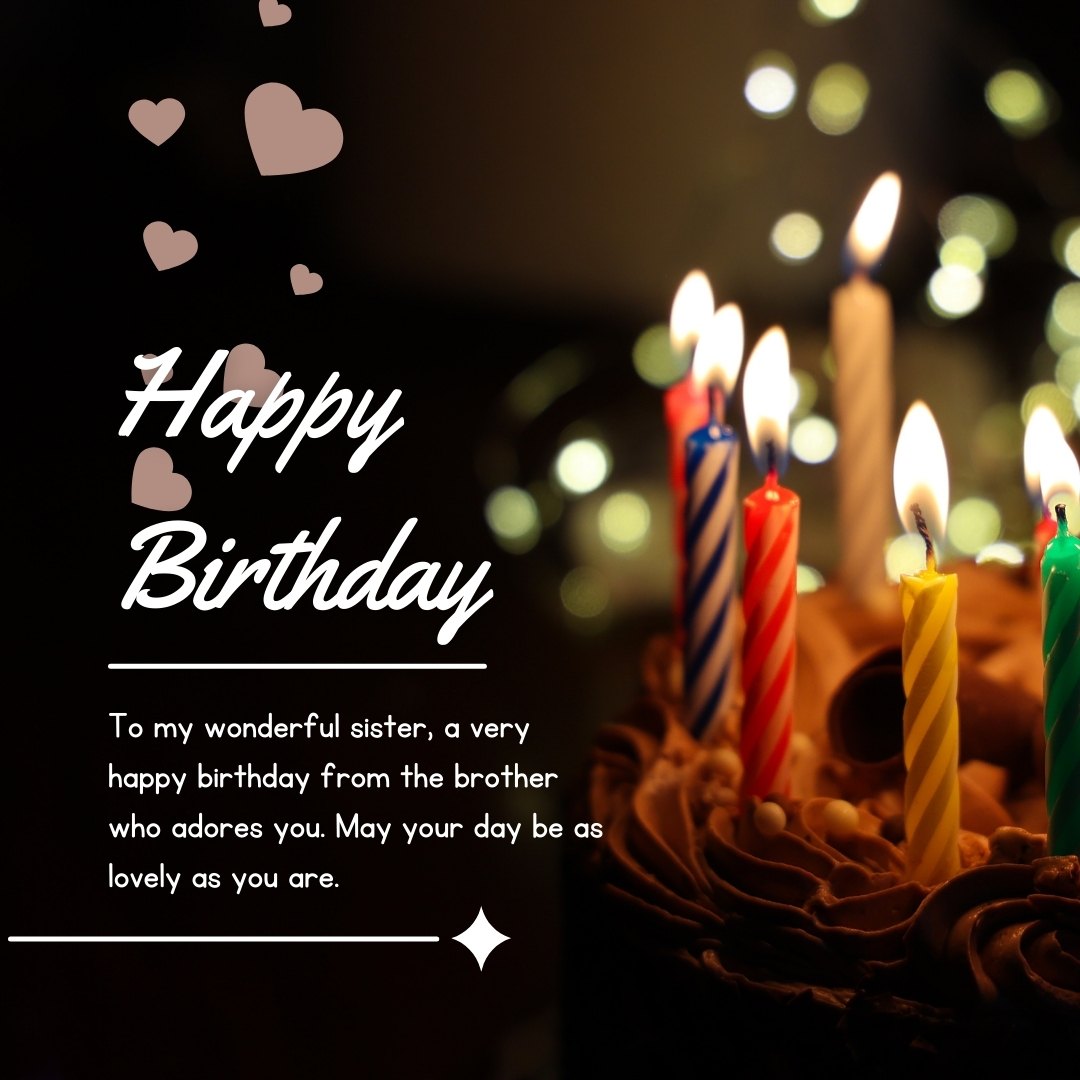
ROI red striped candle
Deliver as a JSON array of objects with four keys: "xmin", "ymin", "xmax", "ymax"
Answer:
[
  {"xmin": 664, "ymin": 377, "xmax": 709, "ymax": 525},
  {"xmin": 665, "ymin": 271, "xmax": 715, "ymax": 591},
  {"xmin": 739, "ymin": 328, "xmax": 799, "ymax": 800}
]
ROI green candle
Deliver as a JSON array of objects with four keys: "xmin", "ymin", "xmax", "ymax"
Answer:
[{"xmin": 1041, "ymin": 503, "xmax": 1080, "ymax": 855}]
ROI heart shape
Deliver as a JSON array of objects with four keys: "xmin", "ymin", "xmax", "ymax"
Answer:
[
  {"xmin": 143, "ymin": 221, "xmax": 198, "ymax": 271},
  {"xmin": 132, "ymin": 448, "xmax": 192, "ymax": 511},
  {"xmin": 259, "ymin": 0, "xmax": 292, "ymax": 27},
  {"xmin": 290, "ymin": 264, "xmax": 324, "ymax": 295},
  {"xmin": 128, "ymin": 98, "xmax": 185, "ymax": 145},
  {"xmin": 224, "ymin": 343, "xmax": 281, "ymax": 407},
  {"xmin": 140, "ymin": 353, "xmax": 174, "ymax": 385},
  {"xmin": 245, "ymin": 82, "xmax": 343, "ymax": 176}
]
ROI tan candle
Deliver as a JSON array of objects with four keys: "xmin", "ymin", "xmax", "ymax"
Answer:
[{"xmin": 830, "ymin": 173, "xmax": 901, "ymax": 606}]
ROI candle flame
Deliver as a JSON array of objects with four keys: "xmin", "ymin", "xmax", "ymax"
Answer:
[
  {"xmin": 847, "ymin": 172, "xmax": 901, "ymax": 269},
  {"xmin": 1024, "ymin": 406, "xmax": 1060, "ymax": 499},
  {"xmin": 670, "ymin": 270, "xmax": 715, "ymax": 351},
  {"xmin": 1038, "ymin": 429, "xmax": 1080, "ymax": 511},
  {"xmin": 893, "ymin": 401, "xmax": 949, "ymax": 546},
  {"xmin": 691, "ymin": 303, "xmax": 744, "ymax": 394},
  {"xmin": 742, "ymin": 326, "xmax": 790, "ymax": 474}
]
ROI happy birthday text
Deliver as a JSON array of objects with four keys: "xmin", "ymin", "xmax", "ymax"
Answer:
[{"xmin": 119, "ymin": 349, "xmax": 493, "ymax": 643}]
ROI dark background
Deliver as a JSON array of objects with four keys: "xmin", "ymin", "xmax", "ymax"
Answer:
[{"xmin": 8, "ymin": 2, "xmax": 1079, "ymax": 1078}]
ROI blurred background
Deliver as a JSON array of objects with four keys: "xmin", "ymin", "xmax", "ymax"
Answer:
[
  {"xmin": 10, "ymin": 1, "xmax": 1080, "ymax": 1077},
  {"xmin": 332, "ymin": 0, "xmax": 1080, "ymax": 612}
]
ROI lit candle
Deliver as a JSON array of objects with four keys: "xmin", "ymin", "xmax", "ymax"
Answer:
[
  {"xmin": 665, "ymin": 275, "xmax": 715, "ymax": 632},
  {"xmin": 831, "ymin": 172, "xmax": 901, "ymax": 605},
  {"xmin": 684, "ymin": 306, "xmax": 745, "ymax": 739},
  {"xmin": 893, "ymin": 402, "xmax": 960, "ymax": 885},
  {"xmin": 1024, "ymin": 405, "xmax": 1072, "ymax": 562},
  {"xmin": 740, "ymin": 328, "xmax": 799, "ymax": 800},
  {"xmin": 665, "ymin": 272, "xmax": 715, "ymax": 567},
  {"xmin": 1038, "ymin": 445, "xmax": 1080, "ymax": 856}
]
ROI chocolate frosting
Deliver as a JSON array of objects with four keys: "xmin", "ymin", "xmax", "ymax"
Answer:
[{"xmin": 587, "ymin": 701, "xmax": 1080, "ymax": 1030}]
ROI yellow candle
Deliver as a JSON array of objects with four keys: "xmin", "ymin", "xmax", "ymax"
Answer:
[
  {"xmin": 899, "ymin": 532, "xmax": 961, "ymax": 884},
  {"xmin": 893, "ymin": 403, "xmax": 960, "ymax": 885}
]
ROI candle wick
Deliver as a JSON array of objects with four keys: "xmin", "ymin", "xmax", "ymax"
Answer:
[
  {"xmin": 766, "ymin": 440, "xmax": 777, "ymax": 475},
  {"xmin": 910, "ymin": 502, "xmax": 936, "ymax": 570},
  {"xmin": 1055, "ymin": 502, "xmax": 1069, "ymax": 536},
  {"xmin": 708, "ymin": 384, "xmax": 724, "ymax": 427}
]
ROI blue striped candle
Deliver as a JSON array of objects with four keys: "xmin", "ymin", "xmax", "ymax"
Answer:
[{"xmin": 684, "ymin": 421, "xmax": 740, "ymax": 739}]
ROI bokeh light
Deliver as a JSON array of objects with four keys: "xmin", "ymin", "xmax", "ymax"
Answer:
[
  {"xmin": 632, "ymin": 323, "xmax": 683, "ymax": 387},
  {"xmin": 946, "ymin": 497, "xmax": 1002, "ymax": 555},
  {"xmin": 938, "ymin": 195, "xmax": 1016, "ymax": 257},
  {"xmin": 801, "ymin": 0, "xmax": 862, "ymax": 22},
  {"xmin": 927, "ymin": 266, "xmax": 984, "ymax": 318},
  {"xmin": 975, "ymin": 542, "xmax": 1025, "ymax": 567},
  {"xmin": 554, "ymin": 438, "xmax": 612, "ymax": 495},
  {"xmin": 560, "ymin": 567, "xmax": 610, "ymax": 619},
  {"xmin": 1022, "ymin": 381, "xmax": 1077, "ymax": 433},
  {"xmin": 1050, "ymin": 283, "xmax": 1080, "ymax": 342},
  {"xmin": 885, "ymin": 533, "xmax": 930, "ymax": 583},
  {"xmin": 485, "ymin": 486, "xmax": 540, "ymax": 553},
  {"xmin": 985, "ymin": 68, "xmax": 1050, "ymax": 136},
  {"xmin": 504, "ymin": 347, "xmax": 588, "ymax": 422},
  {"xmin": 972, "ymin": 403, "xmax": 1025, "ymax": 464},
  {"xmin": 796, "ymin": 564, "xmax": 826, "ymax": 593},
  {"xmin": 787, "ymin": 375, "xmax": 801, "ymax": 414},
  {"xmin": 790, "ymin": 370, "xmax": 819, "ymax": 419},
  {"xmin": 1056, "ymin": 346, "xmax": 1080, "ymax": 397},
  {"xmin": 791, "ymin": 415, "xmax": 838, "ymax": 464},
  {"xmin": 938, "ymin": 235, "xmax": 986, "ymax": 274},
  {"xmin": 598, "ymin": 491, "xmax": 651, "ymax": 553},
  {"xmin": 807, "ymin": 63, "xmax": 869, "ymax": 135},
  {"xmin": 770, "ymin": 212, "xmax": 823, "ymax": 263},
  {"xmin": 744, "ymin": 53, "xmax": 797, "ymax": 118},
  {"xmin": 1052, "ymin": 218, "xmax": 1080, "ymax": 277}
]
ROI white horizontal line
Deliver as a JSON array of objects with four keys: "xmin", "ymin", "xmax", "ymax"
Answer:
[
  {"xmin": 8, "ymin": 936, "xmax": 440, "ymax": 944},
  {"xmin": 108, "ymin": 663, "xmax": 487, "ymax": 671}
]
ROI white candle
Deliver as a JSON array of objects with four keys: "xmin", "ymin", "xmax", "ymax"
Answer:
[
  {"xmin": 685, "ymin": 420, "xmax": 739, "ymax": 738},
  {"xmin": 830, "ymin": 172, "xmax": 901, "ymax": 606}
]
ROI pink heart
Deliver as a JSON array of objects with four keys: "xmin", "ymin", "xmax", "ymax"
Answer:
[
  {"xmin": 259, "ymin": 0, "xmax": 292, "ymax": 27},
  {"xmin": 245, "ymin": 82, "xmax": 343, "ymax": 177},
  {"xmin": 132, "ymin": 448, "xmax": 192, "ymax": 512},
  {"xmin": 140, "ymin": 353, "xmax": 174, "ymax": 385},
  {"xmin": 143, "ymin": 221, "xmax": 198, "ymax": 271},
  {"xmin": 128, "ymin": 98, "xmax": 185, "ymax": 145},
  {"xmin": 290, "ymin": 263, "xmax": 323, "ymax": 295},
  {"xmin": 224, "ymin": 343, "xmax": 281, "ymax": 407}
]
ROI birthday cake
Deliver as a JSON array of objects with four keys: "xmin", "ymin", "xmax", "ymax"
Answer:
[{"xmin": 568, "ymin": 561, "xmax": 1079, "ymax": 1076}]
